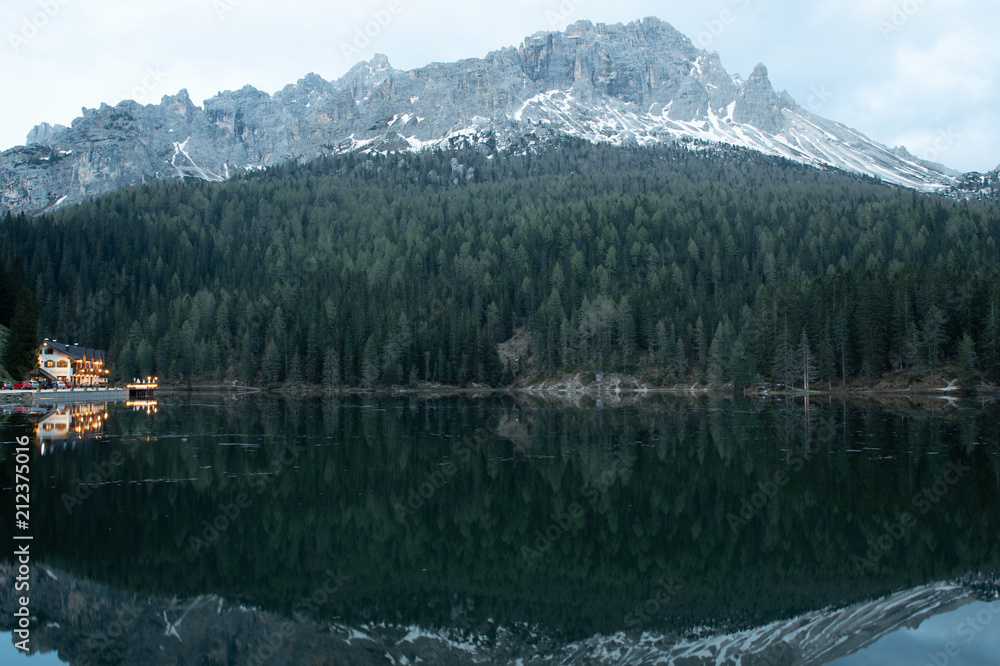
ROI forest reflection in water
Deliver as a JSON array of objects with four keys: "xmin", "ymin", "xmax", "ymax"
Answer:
[{"xmin": 2, "ymin": 392, "xmax": 998, "ymax": 663}]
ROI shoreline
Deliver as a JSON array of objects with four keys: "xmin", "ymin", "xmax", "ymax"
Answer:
[{"xmin": 152, "ymin": 380, "xmax": 1000, "ymax": 401}]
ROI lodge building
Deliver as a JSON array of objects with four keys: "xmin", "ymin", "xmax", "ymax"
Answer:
[{"xmin": 37, "ymin": 339, "xmax": 109, "ymax": 386}]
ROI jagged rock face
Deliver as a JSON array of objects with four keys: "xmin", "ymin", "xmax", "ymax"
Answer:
[
  {"xmin": 733, "ymin": 64, "xmax": 784, "ymax": 134},
  {"xmin": 0, "ymin": 16, "xmax": 961, "ymax": 215},
  {"xmin": 2, "ymin": 563, "xmax": 996, "ymax": 666}
]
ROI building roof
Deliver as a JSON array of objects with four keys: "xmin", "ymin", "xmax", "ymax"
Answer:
[{"xmin": 41, "ymin": 339, "xmax": 106, "ymax": 363}]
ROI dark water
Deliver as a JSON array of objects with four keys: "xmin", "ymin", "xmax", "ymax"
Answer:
[{"xmin": 2, "ymin": 393, "xmax": 999, "ymax": 664}]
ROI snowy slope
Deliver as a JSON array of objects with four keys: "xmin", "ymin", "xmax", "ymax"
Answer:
[{"xmin": 0, "ymin": 17, "xmax": 965, "ymax": 214}]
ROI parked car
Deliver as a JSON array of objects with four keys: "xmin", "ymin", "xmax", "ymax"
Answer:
[
  {"xmin": 13, "ymin": 381, "xmax": 36, "ymax": 390},
  {"xmin": 56, "ymin": 380, "xmax": 69, "ymax": 389},
  {"xmin": 1, "ymin": 381, "xmax": 13, "ymax": 390}
]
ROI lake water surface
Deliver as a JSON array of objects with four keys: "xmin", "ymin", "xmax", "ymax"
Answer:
[{"xmin": 2, "ymin": 393, "xmax": 999, "ymax": 664}]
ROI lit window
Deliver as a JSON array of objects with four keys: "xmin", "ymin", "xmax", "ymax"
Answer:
[
  {"xmin": 58, "ymin": 361, "xmax": 69, "ymax": 368},
  {"xmin": 45, "ymin": 361, "xmax": 55, "ymax": 368}
]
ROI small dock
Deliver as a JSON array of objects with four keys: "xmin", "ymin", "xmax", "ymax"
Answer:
[
  {"xmin": 127, "ymin": 380, "xmax": 158, "ymax": 400},
  {"xmin": 35, "ymin": 388, "xmax": 127, "ymax": 403},
  {"xmin": 0, "ymin": 387, "xmax": 128, "ymax": 406}
]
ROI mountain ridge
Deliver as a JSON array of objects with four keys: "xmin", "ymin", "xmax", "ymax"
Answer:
[{"xmin": 0, "ymin": 16, "xmax": 981, "ymax": 214}]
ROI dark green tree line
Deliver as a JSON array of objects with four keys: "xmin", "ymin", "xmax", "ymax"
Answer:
[{"xmin": 2, "ymin": 139, "xmax": 999, "ymax": 387}]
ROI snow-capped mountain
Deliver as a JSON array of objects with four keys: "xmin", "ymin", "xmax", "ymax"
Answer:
[
  {"xmin": 0, "ymin": 17, "xmax": 968, "ymax": 214},
  {"xmin": 6, "ymin": 559, "xmax": 998, "ymax": 665}
]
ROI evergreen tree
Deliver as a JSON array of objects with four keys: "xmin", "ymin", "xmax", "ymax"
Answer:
[
  {"xmin": 117, "ymin": 341, "xmax": 137, "ymax": 381},
  {"xmin": 956, "ymin": 333, "xmax": 978, "ymax": 392},
  {"xmin": 2, "ymin": 287, "xmax": 39, "ymax": 379},
  {"xmin": 984, "ymin": 299, "xmax": 999, "ymax": 381},
  {"xmin": 361, "ymin": 335, "xmax": 380, "ymax": 388},
  {"xmin": 1, "ymin": 140, "xmax": 998, "ymax": 389},
  {"xmin": 0, "ymin": 258, "xmax": 14, "ymax": 328},
  {"xmin": 323, "ymin": 348, "xmax": 341, "ymax": 391},
  {"xmin": 617, "ymin": 296, "xmax": 636, "ymax": 371},
  {"xmin": 655, "ymin": 320, "xmax": 669, "ymax": 367},
  {"xmin": 136, "ymin": 339, "xmax": 154, "ymax": 379},
  {"xmin": 797, "ymin": 329, "xmax": 818, "ymax": 392},
  {"xmin": 672, "ymin": 337, "xmax": 688, "ymax": 381},
  {"xmin": 708, "ymin": 317, "xmax": 735, "ymax": 384},
  {"xmin": 287, "ymin": 351, "xmax": 303, "ymax": 385},
  {"xmin": 262, "ymin": 339, "xmax": 282, "ymax": 384},
  {"xmin": 694, "ymin": 316, "xmax": 708, "ymax": 382},
  {"xmin": 832, "ymin": 307, "xmax": 851, "ymax": 386},
  {"xmin": 773, "ymin": 322, "xmax": 796, "ymax": 388},
  {"xmin": 921, "ymin": 306, "xmax": 948, "ymax": 381},
  {"xmin": 731, "ymin": 337, "xmax": 754, "ymax": 388}
]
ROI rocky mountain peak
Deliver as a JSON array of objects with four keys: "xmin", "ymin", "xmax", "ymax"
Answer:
[
  {"xmin": 25, "ymin": 121, "xmax": 66, "ymax": 147},
  {"xmin": 732, "ymin": 63, "xmax": 785, "ymax": 134},
  {"xmin": 0, "ymin": 17, "xmax": 965, "ymax": 215}
]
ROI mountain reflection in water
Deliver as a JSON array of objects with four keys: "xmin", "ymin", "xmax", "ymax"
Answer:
[{"xmin": 1, "ymin": 393, "xmax": 998, "ymax": 664}]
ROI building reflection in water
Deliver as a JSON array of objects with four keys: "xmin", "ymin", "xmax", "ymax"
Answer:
[{"xmin": 30, "ymin": 400, "xmax": 155, "ymax": 453}]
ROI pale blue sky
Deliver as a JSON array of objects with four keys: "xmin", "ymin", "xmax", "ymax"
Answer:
[
  {"xmin": 2, "ymin": 0, "xmax": 997, "ymax": 173},
  {"xmin": 829, "ymin": 601, "xmax": 1000, "ymax": 666}
]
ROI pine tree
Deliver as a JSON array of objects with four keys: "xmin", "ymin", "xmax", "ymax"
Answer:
[
  {"xmin": 500, "ymin": 360, "xmax": 514, "ymax": 386},
  {"xmin": 117, "ymin": 341, "xmax": 137, "ymax": 381},
  {"xmin": 287, "ymin": 351, "xmax": 303, "ymax": 385},
  {"xmin": 322, "ymin": 348, "xmax": 341, "ymax": 391},
  {"xmin": 361, "ymin": 334, "xmax": 380, "ymax": 388},
  {"xmin": 773, "ymin": 322, "xmax": 796, "ymax": 388},
  {"xmin": 0, "ymin": 258, "xmax": 14, "ymax": 328},
  {"xmin": 672, "ymin": 337, "xmax": 688, "ymax": 381},
  {"xmin": 708, "ymin": 317, "xmax": 735, "ymax": 384},
  {"xmin": 694, "ymin": 316, "xmax": 708, "ymax": 381},
  {"xmin": 305, "ymin": 323, "xmax": 322, "ymax": 383},
  {"xmin": 731, "ymin": 337, "xmax": 754, "ymax": 388},
  {"xmin": 655, "ymin": 320, "xmax": 669, "ymax": 367},
  {"xmin": 617, "ymin": 296, "xmax": 635, "ymax": 371},
  {"xmin": 262, "ymin": 339, "xmax": 282, "ymax": 383},
  {"xmin": 797, "ymin": 329, "xmax": 818, "ymax": 392},
  {"xmin": 2, "ymin": 287, "xmax": 39, "ymax": 379},
  {"xmin": 833, "ymin": 307, "xmax": 851, "ymax": 386},
  {"xmin": 136, "ymin": 339, "xmax": 154, "ymax": 378},
  {"xmin": 984, "ymin": 299, "xmax": 999, "ymax": 381},
  {"xmin": 921, "ymin": 305, "xmax": 947, "ymax": 381},
  {"xmin": 956, "ymin": 333, "xmax": 978, "ymax": 392}
]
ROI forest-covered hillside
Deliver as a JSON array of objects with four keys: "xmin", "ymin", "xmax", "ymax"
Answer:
[{"xmin": 1, "ymin": 139, "xmax": 998, "ymax": 388}]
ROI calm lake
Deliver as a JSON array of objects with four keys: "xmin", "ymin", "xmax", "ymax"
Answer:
[{"xmin": 2, "ymin": 393, "xmax": 999, "ymax": 665}]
